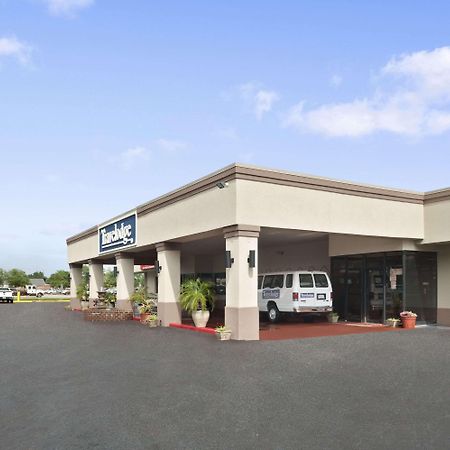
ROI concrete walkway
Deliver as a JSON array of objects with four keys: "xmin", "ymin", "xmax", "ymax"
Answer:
[{"xmin": 1, "ymin": 303, "xmax": 449, "ymax": 449}]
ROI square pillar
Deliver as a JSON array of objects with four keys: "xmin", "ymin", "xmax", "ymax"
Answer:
[
  {"xmin": 115, "ymin": 253, "xmax": 134, "ymax": 311},
  {"xmin": 224, "ymin": 225, "xmax": 260, "ymax": 340},
  {"xmin": 69, "ymin": 263, "xmax": 83, "ymax": 310},
  {"xmin": 145, "ymin": 269, "xmax": 157, "ymax": 296},
  {"xmin": 88, "ymin": 260, "xmax": 104, "ymax": 307},
  {"xmin": 156, "ymin": 243, "xmax": 181, "ymax": 326}
]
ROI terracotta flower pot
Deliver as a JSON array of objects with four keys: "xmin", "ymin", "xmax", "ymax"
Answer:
[
  {"xmin": 401, "ymin": 316, "xmax": 416, "ymax": 329},
  {"xmin": 140, "ymin": 312, "xmax": 151, "ymax": 324}
]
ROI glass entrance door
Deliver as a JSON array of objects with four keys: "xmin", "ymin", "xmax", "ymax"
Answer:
[
  {"xmin": 365, "ymin": 255, "xmax": 385, "ymax": 323},
  {"xmin": 346, "ymin": 257, "xmax": 363, "ymax": 322}
]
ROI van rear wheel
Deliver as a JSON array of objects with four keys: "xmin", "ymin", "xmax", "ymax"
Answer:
[{"xmin": 267, "ymin": 303, "xmax": 280, "ymax": 323}]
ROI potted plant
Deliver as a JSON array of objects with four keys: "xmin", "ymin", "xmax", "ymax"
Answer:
[
  {"xmin": 400, "ymin": 311, "xmax": 417, "ymax": 329},
  {"xmin": 327, "ymin": 312, "xmax": 339, "ymax": 323},
  {"xmin": 386, "ymin": 318, "xmax": 401, "ymax": 328},
  {"xmin": 179, "ymin": 278, "xmax": 215, "ymax": 328},
  {"xmin": 104, "ymin": 291, "xmax": 116, "ymax": 310},
  {"xmin": 76, "ymin": 284, "xmax": 89, "ymax": 310},
  {"xmin": 215, "ymin": 325, "xmax": 232, "ymax": 341},
  {"xmin": 145, "ymin": 314, "xmax": 159, "ymax": 328},
  {"xmin": 130, "ymin": 290, "xmax": 146, "ymax": 319},
  {"xmin": 138, "ymin": 297, "xmax": 157, "ymax": 323}
]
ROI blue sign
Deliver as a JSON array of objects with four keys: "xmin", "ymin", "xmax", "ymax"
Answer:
[
  {"xmin": 99, "ymin": 214, "xmax": 136, "ymax": 254},
  {"xmin": 263, "ymin": 289, "xmax": 280, "ymax": 300}
]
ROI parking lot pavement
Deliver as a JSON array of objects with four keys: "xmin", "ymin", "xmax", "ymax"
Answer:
[{"xmin": 1, "ymin": 303, "xmax": 449, "ymax": 450}]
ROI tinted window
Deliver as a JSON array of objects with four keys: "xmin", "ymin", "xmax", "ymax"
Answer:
[
  {"xmin": 299, "ymin": 274, "xmax": 314, "ymax": 288},
  {"xmin": 258, "ymin": 275, "xmax": 264, "ymax": 289},
  {"xmin": 314, "ymin": 274, "xmax": 329, "ymax": 288},
  {"xmin": 263, "ymin": 275, "xmax": 273, "ymax": 289},
  {"xmin": 286, "ymin": 274, "xmax": 293, "ymax": 288},
  {"xmin": 272, "ymin": 275, "xmax": 284, "ymax": 288}
]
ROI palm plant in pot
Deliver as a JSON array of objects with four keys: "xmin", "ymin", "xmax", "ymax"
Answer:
[
  {"xmin": 76, "ymin": 284, "xmax": 89, "ymax": 310},
  {"xmin": 179, "ymin": 278, "xmax": 214, "ymax": 328}
]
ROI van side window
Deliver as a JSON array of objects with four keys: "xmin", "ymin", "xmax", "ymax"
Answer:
[
  {"xmin": 263, "ymin": 275, "xmax": 274, "ymax": 289},
  {"xmin": 314, "ymin": 274, "xmax": 329, "ymax": 288},
  {"xmin": 286, "ymin": 274, "xmax": 293, "ymax": 288},
  {"xmin": 258, "ymin": 276, "xmax": 264, "ymax": 289},
  {"xmin": 272, "ymin": 275, "xmax": 284, "ymax": 288},
  {"xmin": 299, "ymin": 274, "xmax": 314, "ymax": 288}
]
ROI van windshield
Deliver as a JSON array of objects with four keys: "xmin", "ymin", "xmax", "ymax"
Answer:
[{"xmin": 314, "ymin": 274, "xmax": 329, "ymax": 288}]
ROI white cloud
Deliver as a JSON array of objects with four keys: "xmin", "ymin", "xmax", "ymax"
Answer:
[
  {"xmin": 284, "ymin": 46, "xmax": 450, "ymax": 137},
  {"xmin": 155, "ymin": 138, "xmax": 187, "ymax": 152},
  {"xmin": 0, "ymin": 36, "xmax": 32, "ymax": 66},
  {"xmin": 330, "ymin": 74, "xmax": 343, "ymax": 87},
  {"xmin": 111, "ymin": 146, "xmax": 150, "ymax": 171},
  {"xmin": 240, "ymin": 82, "xmax": 279, "ymax": 119},
  {"xmin": 44, "ymin": 0, "xmax": 95, "ymax": 17}
]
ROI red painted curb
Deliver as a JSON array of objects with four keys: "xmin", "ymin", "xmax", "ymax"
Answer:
[
  {"xmin": 132, "ymin": 317, "xmax": 141, "ymax": 321},
  {"xmin": 169, "ymin": 323, "xmax": 216, "ymax": 335}
]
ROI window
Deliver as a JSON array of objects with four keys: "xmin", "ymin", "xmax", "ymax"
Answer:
[
  {"xmin": 286, "ymin": 274, "xmax": 293, "ymax": 288},
  {"xmin": 299, "ymin": 273, "xmax": 314, "ymax": 288},
  {"xmin": 263, "ymin": 275, "xmax": 273, "ymax": 289},
  {"xmin": 313, "ymin": 274, "xmax": 328, "ymax": 288},
  {"xmin": 262, "ymin": 274, "xmax": 284, "ymax": 289},
  {"xmin": 272, "ymin": 275, "xmax": 284, "ymax": 288},
  {"xmin": 258, "ymin": 275, "xmax": 264, "ymax": 289}
]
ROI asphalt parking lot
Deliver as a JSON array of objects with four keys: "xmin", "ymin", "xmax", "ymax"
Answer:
[{"xmin": 1, "ymin": 304, "xmax": 449, "ymax": 450}]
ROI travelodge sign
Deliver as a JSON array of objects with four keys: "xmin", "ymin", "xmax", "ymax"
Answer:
[{"xmin": 98, "ymin": 214, "xmax": 137, "ymax": 254}]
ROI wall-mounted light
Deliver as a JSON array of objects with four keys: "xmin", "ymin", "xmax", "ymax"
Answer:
[
  {"xmin": 225, "ymin": 251, "xmax": 234, "ymax": 268},
  {"xmin": 216, "ymin": 181, "xmax": 229, "ymax": 189},
  {"xmin": 155, "ymin": 260, "xmax": 161, "ymax": 274},
  {"xmin": 247, "ymin": 250, "xmax": 256, "ymax": 268}
]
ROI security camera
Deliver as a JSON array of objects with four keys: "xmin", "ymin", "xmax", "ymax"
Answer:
[{"xmin": 216, "ymin": 181, "xmax": 229, "ymax": 189}]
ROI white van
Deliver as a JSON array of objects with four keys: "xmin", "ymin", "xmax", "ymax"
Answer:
[{"xmin": 258, "ymin": 271, "xmax": 333, "ymax": 322}]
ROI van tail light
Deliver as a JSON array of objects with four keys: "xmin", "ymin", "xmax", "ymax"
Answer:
[{"xmin": 293, "ymin": 292, "xmax": 299, "ymax": 301}]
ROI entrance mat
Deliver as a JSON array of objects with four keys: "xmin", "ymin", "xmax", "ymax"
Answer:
[
  {"xmin": 169, "ymin": 323, "xmax": 216, "ymax": 335},
  {"xmin": 344, "ymin": 322, "xmax": 386, "ymax": 327}
]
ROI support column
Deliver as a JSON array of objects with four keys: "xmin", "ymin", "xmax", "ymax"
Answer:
[
  {"xmin": 69, "ymin": 263, "xmax": 83, "ymax": 310},
  {"xmin": 156, "ymin": 243, "xmax": 181, "ymax": 326},
  {"xmin": 88, "ymin": 260, "xmax": 104, "ymax": 307},
  {"xmin": 224, "ymin": 225, "xmax": 260, "ymax": 340},
  {"xmin": 144, "ymin": 269, "xmax": 157, "ymax": 296},
  {"xmin": 115, "ymin": 253, "xmax": 134, "ymax": 311}
]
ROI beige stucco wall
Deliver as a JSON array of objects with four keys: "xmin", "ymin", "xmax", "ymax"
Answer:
[
  {"xmin": 424, "ymin": 199, "xmax": 450, "ymax": 244},
  {"xmin": 236, "ymin": 179, "xmax": 424, "ymax": 239},
  {"xmin": 259, "ymin": 238, "xmax": 329, "ymax": 273},
  {"xmin": 67, "ymin": 233, "xmax": 98, "ymax": 264},
  {"xmin": 137, "ymin": 180, "xmax": 237, "ymax": 247}
]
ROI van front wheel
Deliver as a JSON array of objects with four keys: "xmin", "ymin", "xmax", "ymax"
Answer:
[{"xmin": 267, "ymin": 303, "xmax": 280, "ymax": 323}]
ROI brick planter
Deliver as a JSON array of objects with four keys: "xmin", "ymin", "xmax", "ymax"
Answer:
[{"xmin": 84, "ymin": 308, "xmax": 133, "ymax": 322}]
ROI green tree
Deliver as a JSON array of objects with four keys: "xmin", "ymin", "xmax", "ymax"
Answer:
[
  {"xmin": 104, "ymin": 269, "xmax": 117, "ymax": 289},
  {"xmin": 82, "ymin": 265, "xmax": 90, "ymax": 286},
  {"xmin": 0, "ymin": 268, "xmax": 7, "ymax": 286},
  {"xmin": 47, "ymin": 270, "xmax": 70, "ymax": 288},
  {"xmin": 28, "ymin": 271, "xmax": 46, "ymax": 280},
  {"xmin": 7, "ymin": 269, "xmax": 30, "ymax": 287}
]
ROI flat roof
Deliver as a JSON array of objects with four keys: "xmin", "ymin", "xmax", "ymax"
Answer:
[{"xmin": 67, "ymin": 162, "xmax": 450, "ymax": 244}]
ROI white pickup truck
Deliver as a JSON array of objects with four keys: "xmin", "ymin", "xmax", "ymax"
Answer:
[
  {"xmin": 0, "ymin": 287, "xmax": 14, "ymax": 303},
  {"xmin": 25, "ymin": 285, "xmax": 44, "ymax": 297}
]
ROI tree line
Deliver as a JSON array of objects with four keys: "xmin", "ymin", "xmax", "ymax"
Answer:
[{"xmin": 0, "ymin": 269, "xmax": 70, "ymax": 288}]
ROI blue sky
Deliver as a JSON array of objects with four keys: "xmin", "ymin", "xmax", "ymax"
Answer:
[{"xmin": 1, "ymin": 0, "xmax": 450, "ymax": 274}]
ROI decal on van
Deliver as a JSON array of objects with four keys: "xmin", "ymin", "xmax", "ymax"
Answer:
[
  {"xmin": 263, "ymin": 289, "xmax": 280, "ymax": 300},
  {"xmin": 300, "ymin": 293, "xmax": 315, "ymax": 299}
]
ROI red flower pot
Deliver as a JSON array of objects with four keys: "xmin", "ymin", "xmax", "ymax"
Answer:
[{"xmin": 401, "ymin": 316, "xmax": 416, "ymax": 329}]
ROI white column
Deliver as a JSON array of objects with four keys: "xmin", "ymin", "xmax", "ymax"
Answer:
[
  {"xmin": 115, "ymin": 253, "xmax": 134, "ymax": 311},
  {"xmin": 145, "ymin": 269, "xmax": 157, "ymax": 296},
  {"xmin": 88, "ymin": 260, "xmax": 104, "ymax": 307},
  {"xmin": 69, "ymin": 263, "xmax": 83, "ymax": 310},
  {"xmin": 156, "ymin": 243, "xmax": 181, "ymax": 326},
  {"xmin": 224, "ymin": 225, "xmax": 260, "ymax": 340}
]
